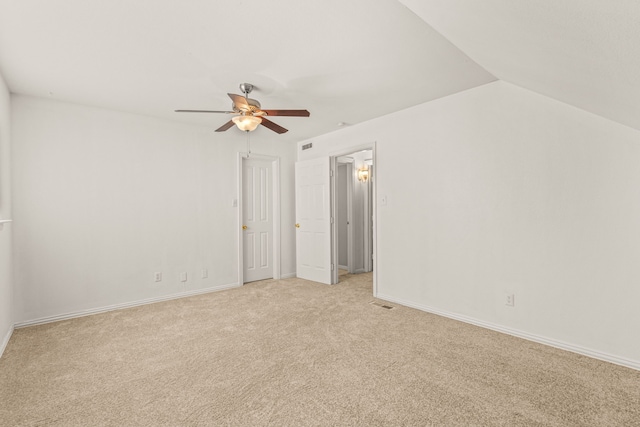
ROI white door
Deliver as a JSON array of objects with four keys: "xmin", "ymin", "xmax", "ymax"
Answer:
[
  {"xmin": 243, "ymin": 158, "xmax": 273, "ymax": 283},
  {"xmin": 295, "ymin": 157, "xmax": 332, "ymax": 284}
]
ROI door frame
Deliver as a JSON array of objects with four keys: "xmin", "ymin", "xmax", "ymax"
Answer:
[
  {"xmin": 237, "ymin": 153, "xmax": 281, "ymax": 285},
  {"xmin": 329, "ymin": 142, "xmax": 377, "ymax": 295},
  {"xmin": 336, "ymin": 158, "xmax": 355, "ymax": 274},
  {"xmin": 363, "ymin": 162, "xmax": 373, "ymax": 273}
]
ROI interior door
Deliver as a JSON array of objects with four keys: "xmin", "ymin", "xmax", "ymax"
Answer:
[
  {"xmin": 243, "ymin": 158, "xmax": 273, "ymax": 283},
  {"xmin": 295, "ymin": 157, "xmax": 332, "ymax": 284}
]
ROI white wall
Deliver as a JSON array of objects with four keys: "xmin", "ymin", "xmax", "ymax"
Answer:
[
  {"xmin": 299, "ymin": 81, "xmax": 640, "ymax": 368},
  {"xmin": 11, "ymin": 95, "xmax": 296, "ymax": 325},
  {"xmin": 0, "ymin": 72, "xmax": 13, "ymax": 355}
]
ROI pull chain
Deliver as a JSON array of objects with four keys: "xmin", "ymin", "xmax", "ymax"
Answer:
[{"xmin": 243, "ymin": 84, "xmax": 252, "ymax": 158}]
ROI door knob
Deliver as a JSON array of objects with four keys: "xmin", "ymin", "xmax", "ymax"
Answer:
[
  {"xmin": 242, "ymin": 225, "xmax": 248, "ymax": 230},
  {"xmin": 295, "ymin": 223, "xmax": 300, "ymax": 228}
]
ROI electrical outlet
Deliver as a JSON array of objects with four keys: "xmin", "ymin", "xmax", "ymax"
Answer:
[
  {"xmin": 154, "ymin": 272, "xmax": 162, "ymax": 282},
  {"xmin": 202, "ymin": 268, "xmax": 208, "ymax": 279},
  {"xmin": 180, "ymin": 272, "xmax": 187, "ymax": 282},
  {"xmin": 506, "ymin": 294, "xmax": 515, "ymax": 307}
]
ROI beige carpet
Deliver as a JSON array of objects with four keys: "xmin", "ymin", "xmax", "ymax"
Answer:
[{"xmin": 1, "ymin": 273, "xmax": 639, "ymax": 426}]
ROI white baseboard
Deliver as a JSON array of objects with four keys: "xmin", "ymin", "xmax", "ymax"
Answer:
[
  {"xmin": 280, "ymin": 272, "xmax": 296, "ymax": 279},
  {"xmin": 338, "ymin": 265, "xmax": 348, "ymax": 271},
  {"xmin": 377, "ymin": 293, "xmax": 640, "ymax": 372},
  {"xmin": 15, "ymin": 282, "xmax": 240, "ymax": 329},
  {"xmin": 355, "ymin": 268, "xmax": 366, "ymax": 274},
  {"xmin": 1, "ymin": 325, "xmax": 14, "ymax": 358}
]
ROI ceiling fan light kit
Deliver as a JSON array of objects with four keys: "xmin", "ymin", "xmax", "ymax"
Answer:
[
  {"xmin": 175, "ymin": 83, "xmax": 310, "ymax": 134},
  {"xmin": 232, "ymin": 115, "xmax": 262, "ymax": 132}
]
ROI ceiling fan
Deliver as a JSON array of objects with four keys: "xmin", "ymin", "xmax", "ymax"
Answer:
[{"xmin": 175, "ymin": 83, "xmax": 310, "ymax": 134}]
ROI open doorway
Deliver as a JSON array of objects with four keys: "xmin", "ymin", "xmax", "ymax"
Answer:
[
  {"xmin": 336, "ymin": 159, "xmax": 354, "ymax": 274},
  {"xmin": 331, "ymin": 149, "xmax": 374, "ymax": 284}
]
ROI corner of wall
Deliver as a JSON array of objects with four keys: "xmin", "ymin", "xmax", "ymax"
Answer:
[
  {"xmin": 0, "ymin": 325, "xmax": 14, "ymax": 358},
  {"xmin": 0, "ymin": 71, "xmax": 14, "ymax": 358}
]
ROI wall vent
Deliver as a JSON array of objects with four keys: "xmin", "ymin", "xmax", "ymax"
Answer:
[{"xmin": 302, "ymin": 143, "xmax": 313, "ymax": 151}]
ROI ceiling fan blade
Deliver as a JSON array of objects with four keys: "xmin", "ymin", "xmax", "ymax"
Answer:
[
  {"xmin": 175, "ymin": 109, "xmax": 234, "ymax": 113},
  {"xmin": 215, "ymin": 120, "xmax": 235, "ymax": 132},
  {"xmin": 228, "ymin": 93, "xmax": 250, "ymax": 112},
  {"xmin": 261, "ymin": 109, "xmax": 310, "ymax": 117},
  {"xmin": 260, "ymin": 118, "xmax": 288, "ymax": 134}
]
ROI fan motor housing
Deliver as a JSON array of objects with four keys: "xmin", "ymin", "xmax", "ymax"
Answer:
[{"xmin": 232, "ymin": 98, "xmax": 261, "ymax": 113}]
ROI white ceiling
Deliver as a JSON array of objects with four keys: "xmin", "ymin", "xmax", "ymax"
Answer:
[
  {"xmin": 0, "ymin": 0, "xmax": 495, "ymax": 144},
  {"xmin": 1, "ymin": 1, "xmax": 637, "ymax": 144},
  {"xmin": 399, "ymin": 0, "xmax": 640, "ymax": 132}
]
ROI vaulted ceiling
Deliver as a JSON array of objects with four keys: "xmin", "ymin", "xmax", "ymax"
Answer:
[
  {"xmin": 399, "ymin": 0, "xmax": 640, "ymax": 132},
  {"xmin": 0, "ymin": 0, "xmax": 637, "ymax": 144}
]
